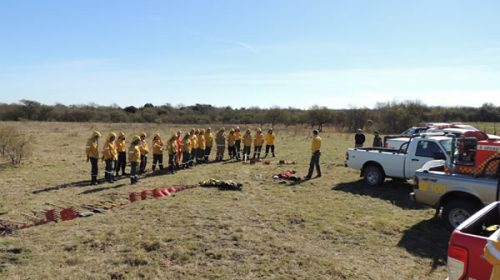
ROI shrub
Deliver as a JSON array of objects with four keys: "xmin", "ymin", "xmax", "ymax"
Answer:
[{"xmin": 0, "ymin": 125, "xmax": 33, "ymax": 165}]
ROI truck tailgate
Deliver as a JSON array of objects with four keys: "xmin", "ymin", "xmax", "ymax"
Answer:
[{"xmin": 449, "ymin": 231, "xmax": 491, "ymax": 279}]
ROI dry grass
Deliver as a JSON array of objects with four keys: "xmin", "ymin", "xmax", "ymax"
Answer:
[{"xmin": 0, "ymin": 121, "xmax": 450, "ymax": 279}]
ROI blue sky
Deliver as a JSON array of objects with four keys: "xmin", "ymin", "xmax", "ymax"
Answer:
[{"xmin": 1, "ymin": 0, "xmax": 499, "ymax": 109}]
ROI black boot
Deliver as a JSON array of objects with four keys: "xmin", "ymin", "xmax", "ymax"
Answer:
[{"xmin": 91, "ymin": 176, "xmax": 98, "ymax": 185}]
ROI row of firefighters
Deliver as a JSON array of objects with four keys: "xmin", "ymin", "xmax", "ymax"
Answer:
[{"xmin": 85, "ymin": 127, "xmax": 276, "ymax": 185}]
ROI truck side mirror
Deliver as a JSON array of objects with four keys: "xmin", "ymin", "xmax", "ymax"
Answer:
[{"xmin": 433, "ymin": 152, "xmax": 446, "ymax": 160}]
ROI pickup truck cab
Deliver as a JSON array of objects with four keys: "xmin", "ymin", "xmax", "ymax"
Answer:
[
  {"xmin": 447, "ymin": 201, "xmax": 500, "ymax": 280},
  {"xmin": 345, "ymin": 134, "xmax": 452, "ymax": 186}
]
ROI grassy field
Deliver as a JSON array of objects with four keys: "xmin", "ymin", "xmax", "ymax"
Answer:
[{"xmin": 0, "ymin": 122, "xmax": 451, "ymax": 279}]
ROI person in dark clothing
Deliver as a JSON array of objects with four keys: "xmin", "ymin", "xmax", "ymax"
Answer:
[
  {"xmin": 372, "ymin": 131, "xmax": 383, "ymax": 147},
  {"xmin": 354, "ymin": 129, "xmax": 365, "ymax": 148}
]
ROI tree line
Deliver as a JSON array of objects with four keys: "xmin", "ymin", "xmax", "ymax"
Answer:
[{"xmin": 0, "ymin": 100, "xmax": 499, "ymax": 133}]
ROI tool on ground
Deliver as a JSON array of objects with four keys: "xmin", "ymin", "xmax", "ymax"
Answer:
[
  {"xmin": 129, "ymin": 192, "xmax": 138, "ymax": 202},
  {"xmin": 45, "ymin": 202, "xmax": 92, "ymax": 220},
  {"xmin": 21, "ymin": 212, "xmax": 48, "ymax": 225},
  {"xmin": 153, "ymin": 188, "xmax": 166, "ymax": 198},
  {"xmin": 59, "ymin": 200, "xmax": 107, "ymax": 214},
  {"xmin": 141, "ymin": 190, "xmax": 149, "ymax": 200}
]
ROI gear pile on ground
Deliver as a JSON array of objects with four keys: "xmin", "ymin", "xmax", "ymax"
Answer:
[
  {"xmin": 273, "ymin": 170, "xmax": 301, "ymax": 181},
  {"xmin": 278, "ymin": 160, "xmax": 296, "ymax": 165},
  {"xmin": 199, "ymin": 179, "xmax": 243, "ymax": 191}
]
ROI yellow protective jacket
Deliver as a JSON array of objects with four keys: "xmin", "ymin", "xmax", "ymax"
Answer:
[
  {"xmin": 86, "ymin": 138, "xmax": 99, "ymax": 159},
  {"xmin": 198, "ymin": 134, "xmax": 206, "ymax": 150},
  {"xmin": 115, "ymin": 138, "xmax": 126, "ymax": 153},
  {"xmin": 205, "ymin": 132, "xmax": 214, "ymax": 147},
  {"xmin": 183, "ymin": 138, "xmax": 192, "ymax": 153},
  {"xmin": 102, "ymin": 140, "xmax": 118, "ymax": 160},
  {"xmin": 234, "ymin": 131, "xmax": 242, "ymax": 141},
  {"xmin": 227, "ymin": 133, "xmax": 236, "ymax": 146},
  {"xmin": 167, "ymin": 139, "xmax": 178, "ymax": 155},
  {"xmin": 254, "ymin": 133, "xmax": 264, "ymax": 146},
  {"xmin": 190, "ymin": 134, "xmax": 198, "ymax": 149},
  {"xmin": 139, "ymin": 140, "xmax": 149, "ymax": 155},
  {"xmin": 311, "ymin": 135, "xmax": 322, "ymax": 153},
  {"xmin": 243, "ymin": 133, "xmax": 252, "ymax": 146},
  {"xmin": 152, "ymin": 138, "xmax": 164, "ymax": 155},
  {"xmin": 265, "ymin": 133, "xmax": 275, "ymax": 145},
  {"xmin": 128, "ymin": 145, "xmax": 141, "ymax": 163}
]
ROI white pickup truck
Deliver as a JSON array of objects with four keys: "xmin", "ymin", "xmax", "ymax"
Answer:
[{"xmin": 345, "ymin": 135, "xmax": 452, "ymax": 186}]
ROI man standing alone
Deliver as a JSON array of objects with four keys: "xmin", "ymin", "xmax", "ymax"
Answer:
[{"xmin": 305, "ymin": 129, "xmax": 322, "ymax": 180}]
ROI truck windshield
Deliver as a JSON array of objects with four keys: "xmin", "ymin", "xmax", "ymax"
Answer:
[{"xmin": 439, "ymin": 139, "xmax": 453, "ymax": 155}]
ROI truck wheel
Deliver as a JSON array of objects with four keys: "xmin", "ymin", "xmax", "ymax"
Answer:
[
  {"xmin": 364, "ymin": 165, "xmax": 385, "ymax": 187},
  {"xmin": 442, "ymin": 200, "xmax": 480, "ymax": 229}
]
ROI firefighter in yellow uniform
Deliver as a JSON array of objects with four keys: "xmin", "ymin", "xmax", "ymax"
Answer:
[
  {"xmin": 86, "ymin": 131, "xmax": 101, "ymax": 185},
  {"xmin": 198, "ymin": 129, "xmax": 206, "ymax": 163},
  {"xmin": 167, "ymin": 134, "xmax": 178, "ymax": 173},
  {"xmin": 264, "ymin": 128, "xmax": 276, "ymax": 158},
  {"xmin": 485, "ymin": 228, "xmax": 500, "ymax": 280},
  {"xmin": 182, "ymin": 133, "xmax": 192, "ymax": 168},
  {"xmin": 128, "ymin": 135, "xmax": 141, "ymax": 184},
  {"xmin": 139, "ymin": 132, "xmax": 149, "ymax": 174},
  {"xmin": 189, "ymin": 129, "xmax": 198, "ymax": 165},
  {"xmin": 234, "ymin": 127, "xmax": 242, "ymax": 160},
  {"xmin": 152, "ymin": 133, "xmax": 164, "ymax": 171},
  {"xmin": 175, "ymin": 130, "xmax": 183, "ymax": 169},
  {"xmin": 242, "ymin": 129, "xmax": 253, "ymax": 161},
  {"xmin": 115, "ymin": 132, "xmax": 127, "ymax": 177},
  {"xmin": 253, "ymin": 128, "xmax": 264, "ymax": 159},
  {"xmin": 227, "ymin": 129, "xmax": 236, "ymax": 159},
  {"xmin": 102, "ymin": 132, "xmax": 118, "ymax": 183},
  {"xmin": 204, "ymin": 127, "xmax": 214, "ymax": 162},
  {"xmin": 305, "ymin": 129, "xmax": 322, "ymax": 179}
]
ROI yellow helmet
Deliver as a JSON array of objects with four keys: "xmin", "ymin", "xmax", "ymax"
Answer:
[
  {"xmin": 140, "ymin": 132, "xmax": 147, "ymax": 138},
  {"xmin": 92, "ymin": 131, "xmax": 101, "ymax": 137},
  {"xmin": 153, "ymin": 133, "xmax": 160, "ymax": 139},
  {"xmin": 132, "ymin": 135, "xmax": 141, "ymax": 142},
  {"xmin": 118, "ymin": 131, "xmax": 125, "ymax": 138},
  {"xmin": 107, "ymin": 132, "xmax": 117, "ymax": 141},
  {"xmin": 200, "ymin": 129, "xmax": 205, "ymax": 134}
]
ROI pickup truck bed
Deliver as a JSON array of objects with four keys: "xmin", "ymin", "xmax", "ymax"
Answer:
[{"xmin": 414, "ymin": 167, "xmax": 500, "ymax": 229}]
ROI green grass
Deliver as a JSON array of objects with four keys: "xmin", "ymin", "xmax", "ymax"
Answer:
[
  {"xmin": 0, "ymin": 121, "xmax": 451, "ymax": 279},
  {"xmin": 466, "ymin": 122, "xmax": 499, "ymax": 135}
]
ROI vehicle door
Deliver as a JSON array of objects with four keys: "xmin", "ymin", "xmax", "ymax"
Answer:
[{"xmin": 406, "ymin": 140, "xmax": 446, "ymax": 178}]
